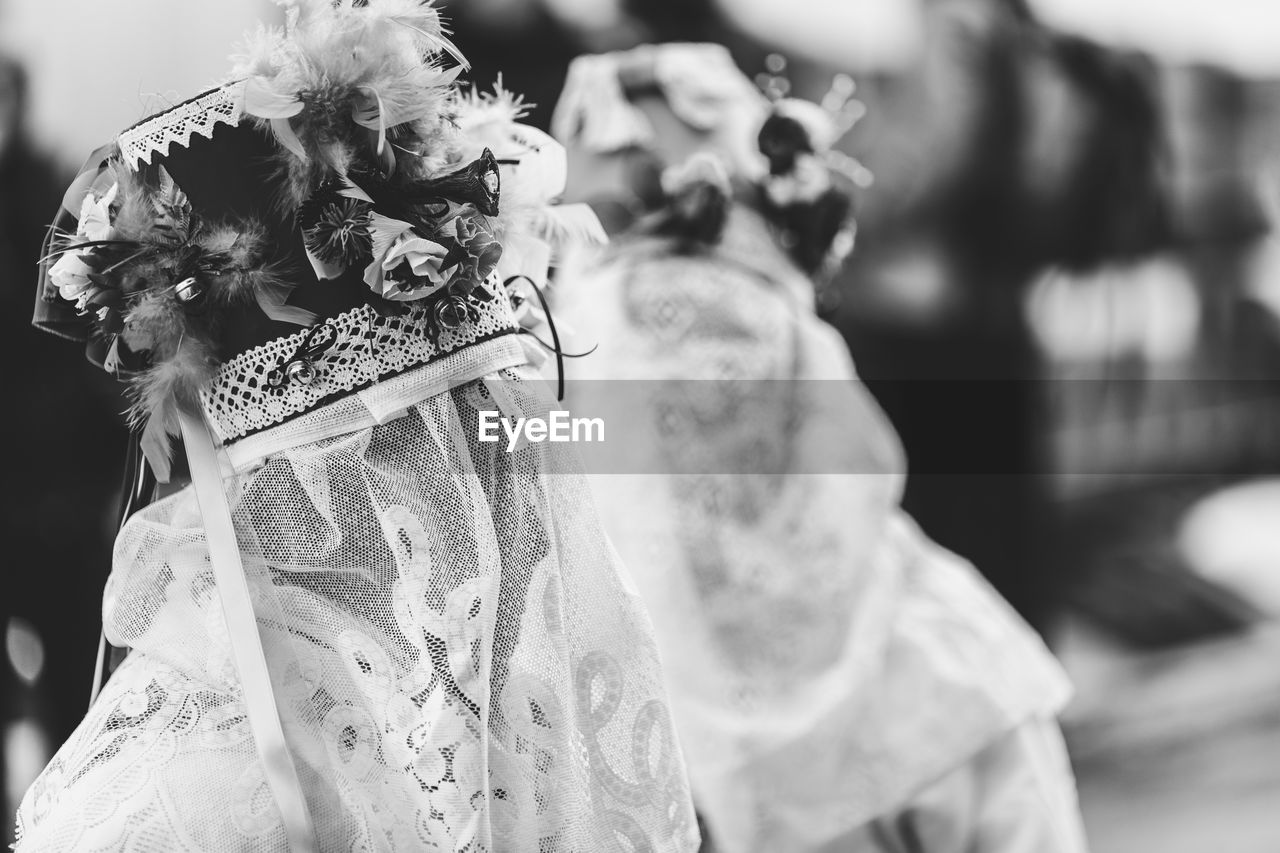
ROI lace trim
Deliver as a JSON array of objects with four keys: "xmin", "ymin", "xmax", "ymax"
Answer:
[
  {"xmin": 117, "ymin": 83, "xmax": 246, "ymax": 169},
  {"xmin": 201, "ymin": 290, "xmax": 519, "ymax": 444}
]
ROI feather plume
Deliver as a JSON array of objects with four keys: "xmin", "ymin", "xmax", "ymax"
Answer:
[
  {"xmin": 452, "ymin": 78, "xmax": 530, "ymax": 133},
  {"xmin": 375, "ymin": 0, "xmax": 468, "ymax": 68},
  {"xmin": 119, "ymin": 260, "xmax": 167, "ymax": 296},
  {"xmin": 129, "ymin": 335, "xmax": 218, "ymax": 482},
  {"xmin": 228, "ymin": 223, "xmax": 270, "ymax": 268},
  {"xmin": 109, "ymin": 164, "xmax": 166, "ymax": 243},
  {"xmin": 528, "ymin": 204, "xmax": 609, "ymax": 257},
  {"xmin": 151, "ymin": 167, "xmax": 192, "ymax": 241},
  {"xmin": 121, "ymin": 291, "xmax": 186, "ymax": 354},
  {"xmin": 232, "ymin": 0, "xmax": 468, "ymax": 211},
  {"xmin": 197, "ymin": 222, "xmax": 246, "ymax": 257},
  {"xmin": 128, "ymin": 336, "xmax": 216, "ymax": 422},
  {"xmin": 198, "ymin": 221, "xmax": 270, "ymax": 270},
  {"xmin": 209, "ymin": 262, "xmax": 291, "ymax": 309}
]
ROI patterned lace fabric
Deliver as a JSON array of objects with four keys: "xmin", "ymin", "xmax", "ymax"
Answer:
[
  {"xmin": 15, "ymin": 365, "xmax": 699, "ymax": 852},
  {"xmin": 201, "ymin": 290, "xmax": 519, "ymax": 444},
  {"xmin": 117, "ymin": 84, "xmax": 244, "ymax": 169},
  {"xmin": 554, "ymin": 209, "xmax": 1074, "ymax": 852}
]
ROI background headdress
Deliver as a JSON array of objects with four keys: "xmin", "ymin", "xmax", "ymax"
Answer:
[
  {"xmin": 553, "ymin": 43, "xmax": 868, "ymax": 282},
  {"xmin": 551, "ymin": 42, "xmax": 770, "ymax": 178}
]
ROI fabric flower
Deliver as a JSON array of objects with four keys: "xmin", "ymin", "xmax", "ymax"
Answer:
[
  {"xmin": 445, "ymin": 213, "xmax": 503, "ymax": 294},
  {"xmin": 49, "ymin": 183, "xmax": 119, "ymax": 305},
  {"xmin": 365, "ymin": 232, "xmax": 450, "ymax": 301},
  {"xmin": 76, "ymin": 182, "xmax": 119, "ymax": 242},
  {"xmin": 48, "ymin": 252, "xmax": 95, "ymax": 302}
]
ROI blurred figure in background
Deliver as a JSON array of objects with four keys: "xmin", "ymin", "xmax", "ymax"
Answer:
[
  {"xmin": 0, "ymin": 57, "xmax": 124, "ymax": 843},
  {"xmin": 552, "ymin": 43, "xmax": 1087, "ymax": 853}
]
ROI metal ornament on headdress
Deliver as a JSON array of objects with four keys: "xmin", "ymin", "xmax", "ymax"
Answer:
[
  {"xmin": 266, "ymin": 322, "xmax": 340, "ymax": 390},
  {"xmin": 404, "ymin": 148, "xmax": 502, "ymax": 216},
  {"xmin": 174, "ymin": 276, "xmax": 204, "ymax": 303}
]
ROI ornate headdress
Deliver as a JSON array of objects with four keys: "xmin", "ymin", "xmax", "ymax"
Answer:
[
  {"xmin": 28, "ymin": 8, "xmax": 617, "ymax": 849},
  {"xmin": 552, "ymin": 44, "xmax": 868, "ymax": 284},
  {"xmin": 37, "ymin": 0, "xmax": 601, "ymax": 481}
]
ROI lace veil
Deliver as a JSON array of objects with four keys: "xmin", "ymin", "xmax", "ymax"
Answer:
[
  {"xmin": 554, "ymin": 204, "xmax": 1072, "ymax": 851},
  {"xmin": 16, "ymin": 5, "xmax": 698, "ymax": 851}
]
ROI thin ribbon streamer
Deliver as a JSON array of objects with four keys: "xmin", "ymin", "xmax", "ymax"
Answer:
[
  {"xmin": 179, "ymin": 408, "xmax": 319, "ymax": 853},
  {"xmin": 504, "ymin": 274, "xmax": 597, "ymax": 402}
]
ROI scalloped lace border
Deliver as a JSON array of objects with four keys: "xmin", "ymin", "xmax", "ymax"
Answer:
[{"xmin": 117, "ymin": 83, "xmax": 246, "ymax": 169}]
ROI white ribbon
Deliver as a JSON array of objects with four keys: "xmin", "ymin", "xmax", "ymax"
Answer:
[{"xmin": 179, "ymin": 408, "xmax": 319, "ymax": 853}]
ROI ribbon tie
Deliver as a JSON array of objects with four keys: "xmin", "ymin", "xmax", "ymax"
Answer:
[{"xmin": 504, "ymin": 275, "xmax": 596, "ymax": 401}]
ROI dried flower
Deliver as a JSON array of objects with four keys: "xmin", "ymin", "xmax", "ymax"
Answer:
[{"xmin": 303, "ymin": 196, "xmax": 374, "ymax": 267}]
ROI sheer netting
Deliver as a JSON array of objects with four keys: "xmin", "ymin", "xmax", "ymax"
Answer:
[
  {"xmin": 16, "ymin": 366, "xmax": 698, "ymax": 852},
  {"xmin": 553, "ymin": 209, "xmax": 1075, "ymax": 853}
]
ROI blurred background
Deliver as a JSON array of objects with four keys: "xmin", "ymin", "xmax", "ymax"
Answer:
[{"xmin": 3, "ymin": 0, "xmax": 1280, "ymax": 850}]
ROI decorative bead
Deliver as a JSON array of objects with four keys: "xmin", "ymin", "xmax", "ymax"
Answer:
[
  {"xmin": 286, "ymin": 360, "xmax": 316, "ymax": 385},
  {"xmin": 175, "ymin": 276, "xmax": 204, "ymax": 302}
]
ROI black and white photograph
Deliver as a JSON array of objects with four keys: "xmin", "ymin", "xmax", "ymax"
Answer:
[{"xmin": 2, "ymin": 1, "xmax": 1280, "ymax": 850}]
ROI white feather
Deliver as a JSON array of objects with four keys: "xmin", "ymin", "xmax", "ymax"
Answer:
[{"xmin": 531, "ymin": 204, "xmax": 608, "ymax": 256}]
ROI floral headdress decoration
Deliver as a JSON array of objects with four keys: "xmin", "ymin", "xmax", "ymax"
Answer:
[
  {"xmin": 44, "ymin": 161, "xmax": 307, "ymax": 476},
  {"xmin": 41, "ymin": 0, "xmax": 602, "ymax": 479},
  {"xmin": 552, "ymin": 46, "xmax": 869, "ymax": 282},
  {"xmin": 752, "ymin": 56, "xmax": 872, "ymax": 280}
]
